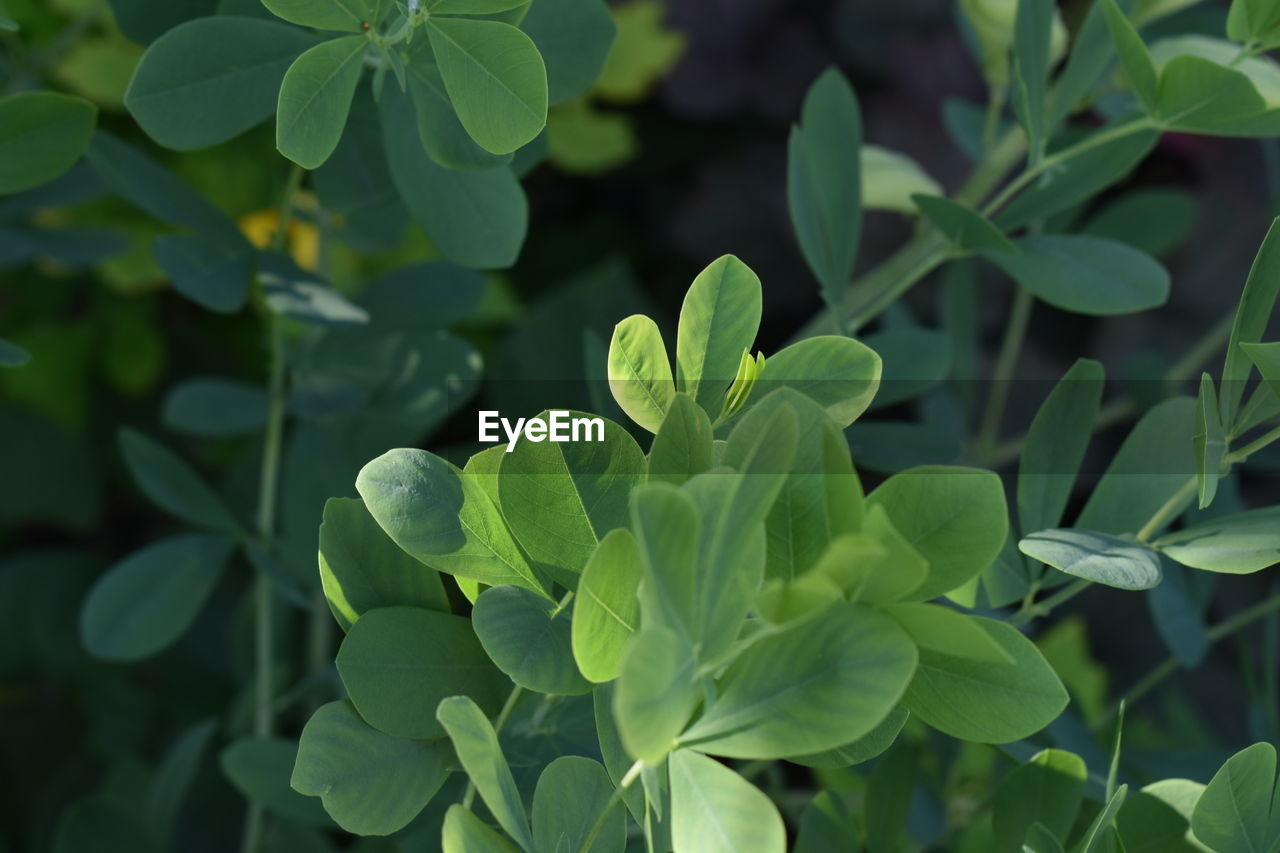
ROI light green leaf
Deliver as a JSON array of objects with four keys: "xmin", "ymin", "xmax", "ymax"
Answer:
[
  {"xmin": 356, "ymin": 448, "xmax": 546, "ymax": 595},
  {"xmin": 572, "ymin": 529, "xmax": 642, "ymax": 683},
  {"xmin": 867, "ymin": 465, "xmax": 1008, "ymax": 601},
  {"xmin": 1019, "ymin": 529, "xmax": 1162, "ymax": 590},
  {"xmin": 1191, "ymin": 743, "xmax": 1278, "ymax": 853},
  {"xmin": 1156, "ymin": 506, "xmax": 1280, "ymax": 573},
  {"xmin": 1194, "ymin": 373, "xmax": 1226, "ymax": 509},
  {"xmin": 472, "ymin": 586, "xmax": 589, "ymax": 695},
  {"xmin": 648, "ymin": 392, "xmax": 714, "ymax": 485},
  {"xmin": 862, "ymin": 145, "xmax": 941, "ymax": 213},
  {"xmin": 830, "ymin": 517, "xmax": 927, "ymax": 604},
  {"xmin": 263, "ymin": 0, "xmax": 380, "ymax": 31},
  {"xmin": 336, "ymin": 607, "xmax": 509, "ymax": 739},
  {"xmin": 80, "ymin": 533, "xmax": 234, "ymax": 662},
  {"xmin": 1222, "ymin": 218, "xmax": 1280, "ymax": 426},
  {"xmin": 221, "ymin": 736, "xmax": 332, "ymax": 827},
  {"xmin": 613, "ymin": 626, "xmax": 697, "ymax": 764},
  {"xmin": 520, "ymin": 0, "xmax": 617, "ymax": 105},
  {"xmin": 437, "ymin": 695, "xmax": 533, "ymax": 853},
  {"xmin": 1116, "ymin": 779, "xmax": 1211, "ymax": 853},
  {"xmin": 882, "ymin": 602, "xmax": 1014, "ymax": 664},
  {"xmin": 427, "ymin": 18, "xmax": 548, "ymax": 155},
  {"xmin": 277, "ymin": 36, "xmax": 367, "ymax": 169},
  {"xmin": 443, "ymin": 804, "xmax": 521, "ymax": 853},
  {"xmin": 0, "ymin": 91, "xmax": 96, "ymax": 194},
  {"xmin": 497, "ymin": 411, "xmax": 645, "ymax": 583},
  {"xmin": 118, "ymin": 427, "xmax": 242, "ymax": 534},
  {"xmin": 681, "ymin": 603, "xmax": 917, "ymax": 759},
  {"xmin": 981, "ymin": 235, "xmax": 1169, "ymax": 316},
  {"xmin": 669, "ymin": 749, "xmax": 786, "ymax": 853},
  {"xmin": 674, "ymin": 254, "xmax": 762, "ymax": 418},
  {"xmin": 608, "ymin": 313, "xmax": 675, "ymax": 434},
  {"xmin": 994, "ymin": 749, "xmax": 1087, "ymax": 853},
  {"xmin": 788, "ymin": 67, "xmax": 862, "ymax": 309},
  {"xmin": 787, "ymin": 706, "xmax": 910, "ymax": 769},
  {"xmin": 125, "ymin": 17, "xmax": 316, "ymax": 150},
  {"xmin": 292, "ymin": 700, "xmax": 448, "ymax": 836},
  {"xmin": 913, "ymin": 194, "xmax": 1016, "ymax": 253},
  {"xmin": 532, "ymin": 757, "xmax": 623, "ymax": 853},
  {"xmin": 757, "ymin": 335, "xmax": 882, "ymax": 427},
  {"xmin": 1157, "ymin": 54, "xmax": 1267, "ymax": 131},
  {"xmin": 1100, "ymin": 0, "xmax": 1159, "ymax": 114},
  {"xmin": 630, "ymin": 482, "xmax": 702, "ymax": 644},
  {"xmin": 318, "ymin": 497, "xmax": 450, "ymax": 632},
  {"xmin": 903, "ymin": 616, "xmax": 1068, "ymax": 743},
  {"xmin": 1019, "ymin": 359, "xmax": 1105, "ymax": 535}
]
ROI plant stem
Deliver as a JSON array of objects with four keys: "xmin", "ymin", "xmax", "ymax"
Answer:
[
  {"xmin": 1097, "ymin": 590, "xmax": 1280, "ymax": 727},
  {"xmin": 975, "ymin": 285, "xmax": 1033, "ymax": 457},
  {"xmin": 576, "ymin": 761, "xmax": 643, "ymax": 853},
  {"xmin": 1226, "ymin": 423, "xmax": 1280, "ymax": 464},
  {"xmin": 1135, "ymin": 477, "xmax": 1197, "ymax": 542},
  {"xmin": 1009, "ymin": 578, "xmax": 1091, "ymax": 626}
]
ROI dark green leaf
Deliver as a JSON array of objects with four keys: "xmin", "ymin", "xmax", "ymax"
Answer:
[
  {"xmin": 786, "ymin": 706, "xmax": 910, "ymax": 768},
  {"xmin": 993, "ymin": 749, "xmax": 1087, "ymax": 853},
  {"xmin": 866, "ymin": 743, "xmax": 916, "ymax": 853},
  {"xmin": 795, "ymin": 791, "xmax": 861, "ymax": 853},
  {"xmin": 473, "ymin": 586, "xmax": 589, "ymax": 695},
  {"xmin": 1222, "ymin": 218, "xmax": 1280, "ymax": 427},
  {"xmin": 263, "ymin": 0, "xmax": 380, "ymax": 31},
  {"xmin": 0, "ymin": 91, "xmax": 96, "ymax": 194},
  {"xmin": 1194, "ymin": 373, "xmax": 1226, "ymax": 509},
  {"xmin": 532, "ymin": 757, "xmax": 623, "ymax": 853},
  {"xmin": 152, "ymin": 234, "xmax": 253, "ymax": 313},
  {"xmin": 1012, "ymin": 0, "xmax": 1055, "ymax": 158},
  {"xmin": 221, "ymin": 736, "xmax": 333, "ymax": 826},
  {"xmin": 520, "ymin": 0, "xmax": 616, "ymax": 105},
  {"xmin": 162, "ymin": 377, "xmax": 267, "ymax": 437},
  {"xmin": 914, "ymin": 194, "xmax": 1016, "ymax": 254},
  {"xmin": 277, "ymin": 36, "xmax": 367, "ymax": 169},
  {"xmin": 118, "ymin": 427, "xmax": 242, "ymax": 534},
  {"xmin": 406, "ymin": 52, "xmax": 513, "ymax": 171},
  {"xmin": 146, "ymin": 720, "xmax": 217, "ymax": 847},
  {"xmin": 1100, "ymin": 0, "xmax": 1159, "ymax": 114}
]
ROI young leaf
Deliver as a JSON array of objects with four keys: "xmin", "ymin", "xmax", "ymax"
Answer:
[
  {"xmin": 1194, "ymin": 373, "xmax": 1226, "ymax": 509},
  {"xmin": 757, "ymin": 335, "xmax": 882, "ymax": 427},
  {"xmin": 292, "ymin": 700, "xmax": 449, "ymax": 836},
  {"xmin": 437, "ymin": 696, "xmax": 534, "ymax": 853},
  {"xmin": 1191, "ymin": 743, "xmax": 1279, "ymax": 853},
  {"xmin": 118, "ymin": 428, "xmax": 242, "ymax": 534},
  {"xmin": 835, "ymin": 516, "xmax": 928, "ymax": 603},
  {"xmin": 787, "ymin": 67, "xmax": 862, "ymax": 310},
  {"xmin": 443, "ymin": 804, "xmax": 521, "ymax": 853},
  {"xmin": 262, "ymin": 0, "xmax": 380, "ymax": 32},
  {"xmin": 674, "ymin": 254, "xmax": 763, "ymax": 418},
  {"xmin": 221, "ymin": 737, "xmax": 333, "ymax": 827},
  {"xmin": 336, "ymin": 607, "xmax": 509, "ymax": 739},
  {"xmin": 472, "ymin": 586, "xmax": 590, "ymax": 695},
  {"xmin": 608, "ymin": 314, "xmax": 675, "ymax": 433},
  {"xmin": 867, "ymin": 465, "xmax": 1008, "ymax": 601},
  {"xmin": 0, "ymin": 91, "xmax": 96, "ymax": 194},
  {"xmin": 993, "ymin": 749, "xmax": 1087, "ymax": 853},
  {"xmin": 903, "ymin": 616, "xmax": 1068, "ymax": 743},
  {"xmin": 162, "ymin": 377, "xmax": 268, "ymax": 437},
  {"xmin": 913, "ymin": 194, "xmax": 1017, "ymax": 254},
  {"xmin": 532, "ymin": 757, "xmax": 624, "ymax": 853},
  {"xmin": 1018, "ymin": 359, "xmax": 1105, "ymax": 536},
  {"xmin": 1156, "ymin": 506, "xmax": 1280, "ymax": 573},
  {"xmin": 863, "ymin": 145, "xmax": 942, "ymax": 212},
  {"xmin": 1099, "ymin": 0, "xmax": 1159, "ymax": 114},
  {"xmin": 613, "ymin": 626, "xmax": 697, "ymax": 764},
  {"xmin": 80, "ymin": 533, "xmax": 234, "ymax": 662},
  {"xmin": 668, "ymin": 750, "xmax": 786, "ymax": 853},
  {"xmin": 356, "ymin": 448, "xmax": 547, "ymax": 595},
  {"xmin": 572, "ymin": 529, "xmax": 642, "ymax": 683},
  {"xmin": 277, "ymin": 36, "xmax": 367, "ymax": 169},
  {"xmin": 1221, "ymin": 218, "xmax": 1280, "ymax": 426},
  {"xmin": 1012, "ymin": 0, "xmax": 1055, "ymax": 160},
  {"xmin": 648, "ymin": 392, "xmax": 714, "ymax": 485},
  {"xmin": 1019, "ymin": 529, "xmax": 1163, "ymax": 590},
  {"xmin": 681, "ymin": 603, "xmax": 917, "ymax": 759},
  {"xmin": 520, "ymin": 0, "xmax": 617, "ymax": 105},
  {"xmin": 318, "ymin": 497, "xmax": 450, "ymax": 632},
  {"xmin": 125, "ymin": 17, "xmax": 316, "ymax": 150},
  {"xmin": 981, "ymin": 235, "xmax": 1169, "ymax": 315},
  {"xmin": 497, "ymin": 411, "xmax": 645, "ymax": 582},
  {"xmin": 426, "ymin": 18, "xmax": 548, "ymax": 155}
]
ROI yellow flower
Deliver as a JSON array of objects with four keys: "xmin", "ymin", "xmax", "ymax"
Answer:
[{"xmin": 238, "ymin": 208, "xmax": 319, "ymax": 271}]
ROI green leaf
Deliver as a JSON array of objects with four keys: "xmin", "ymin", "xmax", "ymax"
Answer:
[
  {"xmin": 674, "ymin": 254, "xmax": 763, "ymax": 418},
  {"xmin": 993, "ymin": 749, "xmax": 1087, "ymax": 853},
  {"xmin": 795, "ymin": 791, "xmax": 860, "ymax": 853},
  {"xmin": 277, "ymin": 36, "xmax": 367, "ymax": 169},
  {"xmin": 1157, "ymin": 54, "xmax": 1266, "ymax": 131},
  {"xmin": 1191, "ymin": 743, "xmax": 1278, "ymax": 853},
  {"xmin": 125, "ymin": 17, "xmax": 316, "ymax": 150},
  {"xmin": 0, "ymin": 91, "xmax": 96, "ymax": 194},
  {"xmin": 1074, "ymin": 785, "xmax": 1129, "ymax": 853},
  {"xmin": 80, "ymin": 533, "xmax": 234, "ymax": 661},
  {"xmin": 151, "ymin": 234, "xmax": 253, "ymax": 313},
  {"xmin": 381, "ymin": 84, "xmax": 528, "ymax": 268},
  {"xmin": 1081, "ymin": 188, "xmax": 1198, "ymax": 257},
  {"xmin": 833, "ymin": 516, "xmax": 927, "ymax": 604},
  {"xmin": 1019, "ymin": 359, "xmax": 1105, "ymax": 536},
  {"xmin": 572, "ymin": 529, "xmax": 643, "ymax": 683},
  {"xmin": 788, "ymin": 67, "xmax": 862, "ymax": 309},
  {"xmin": 532, "ymin": 757, "xmax": 624, "ymax": 853},
  {"xmin": 914, "ymin": 194, "xmax": 1016, "ymax": 254},
  {"xmin": 426, "ymin": 18, "xmax": 548, "ymax": 155},
  {"xmin": 118, "ymin": 428, "xmax": 242, "ymax": 534},
  {"xmin": 1222, "ymin": 218, "xmax": 1280, "ymax": 426},
  {"xmin": 1076, "ymin": 396, "xmax": 1197, "ymax": 536},
  {"xmin": 406, "ymin": 52, "xmax": 513, "ymax": 171},
  {"xmin": 162, "ymin": 377, "xmax": 268, "ymax": 437},
  {"xmin": 1012, "ymin": 0, "xmax": 1055, "ymax": 159},
  {"xmin": 608, "ymin": 313, "xmax": 675, "ymax": 433},
  {"xmin": 472, "ymin": 586, "xmax": 589, "ymax": 695},
  {"xmin": 260, "ymin": 261, "xmax": 370, "ymax": 324},
  {"xmin": 1156, "ymin": 506, "xmax": 1280, "ymax": 573},
  {"xmin": 882, "ymin": 602, "xmax": 1014, "ymax": 663},
  {"xmin": 318, "ymin": 497, "xmax": 449, "ymax": 632},
  {"xmin": 757, "ymin": 335, "xmax": 882, "ymax": 427},
  {"xmin": 437, "ymin": 695, "xmax": 533, "ymax": 852},
  {"xmin": 0, "ymin": 336, "xmax": 31, "ymax": 367},
  {"xmin": 903, "ymin": 616, "xmax": 1068, "ymax": 743},
  {"xmin": 1019, "ymin": 529, "xmax": 1162, "ymax": 590},
  {"xmin": 668, "ymin": 750, "xmax": 786, "ymax": 853},
  {"xmin": 444, "ymin": 804, "xmax": 521, "ymax": 853},
  {"xmin": 613, "ymin": 625, "xmax": 697, "ymax": 764},
  {"xmin": 336, "ymin": 606, "xmax": 509, "ymax": 739},
  {"xmin": 428, "ymin": 0, "xmax": 530, "ymax": 17},
  {"xmin": 497, "ymin": 411, "xmax": 645, "ymax": 582},
  {"xmin": 788, "ymin": 706, "xmax": 910, "ymax": 768},
  {"xmin": 981, "ymin": 235, "xmax": 1169, "ymax": 316},
  {"xmin": 1194, "ymin": 374, "xmax": 1226, "ymax": 509},
  {"xmin": 1242, "ymin": 341, "xmax": 1280, "ymax": 401},
  {"xmin": 1116, "ymin": 779, "xmax": 1210, "ymax": 853},
  {"xmin": 1100, "ymin": 0, "xmax": 1159, "ymax": 114},
  {"xmin": 867, "ymin": 465, "xmax": 1008, "ymax": 601},
  {"xmin": 866, "ymin": 743, "xmax": 916, "ymax": 853},
  {"xmin": 629, "ymin": 482, "xmax": 703, "ymax": 643},
  {"xmin": 681, "ymin": 603, "xmax": 917, "ymax": 759},
  {"xmin": 520, "ymin": 0, "xmax": 617, "ymax": 105},
  {"xmin": 356, "ymin": 448, "xmax": 546, "ymax": 595},
  {"xmin": 1147, "ymin": 561, "xmax": 1209, "ymax": 667},
  {"xmin": 146, "ymin": 719, "xmax": 217, "ymax": 847},
  {"xmin": 221, "ymin": 736, "xmax": 332, "ymax": 827},
  {"xmin": 648, "ymin": 393, "xmax": 714, "ymax": 485},
  {"xmin": 263, "ymin": 0, "xmax": 380, "ymax": 31},
  {"xmin": 863, "ymin": 145, "xmax": 942, "ymax": 212},
  {"xmin": 292, "ymin": 700, "xmax": 449, "ymax": 836}
]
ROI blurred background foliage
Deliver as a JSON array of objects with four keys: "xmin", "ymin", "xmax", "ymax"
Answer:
[{"xmin": 2, "ymin": 0, "xmax": 1279, "ymax": 850}]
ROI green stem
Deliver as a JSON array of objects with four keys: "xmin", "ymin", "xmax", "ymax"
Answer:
[
  {"xmin": 1009, "ymin": 578, "xmax": 1091, "ymax": 626},
  {"xmin": 1167, "ymin": 313, "xmax": 1234, "ymax": 383},
  {"xmin": 1135, "ymin": 477, "xmax": 1197, "ymax": 543},
  {"xmin": 975, "ymin": 285, "xmax": 1033, "ymax": 456},
  {"xmin": 576, "ymin": 761, "xmax": 643, "ymax": 853},
  {"xmin": 1225, "ymin": 423, "xmax": 1280, "ymax": 464}
]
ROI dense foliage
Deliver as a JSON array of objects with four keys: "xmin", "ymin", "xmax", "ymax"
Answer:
[{"xmin": 4, "ymin": 0, "xmax": 1280, "ymax": 851}]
